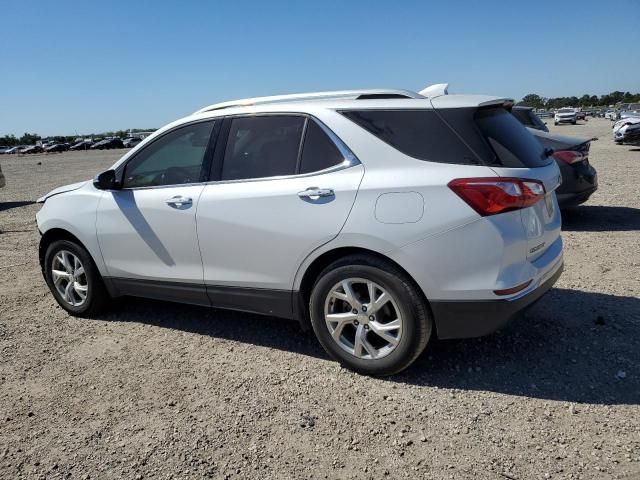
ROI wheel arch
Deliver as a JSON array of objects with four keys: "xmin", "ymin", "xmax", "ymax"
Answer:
[
  {"xmin": 39, "ymin": 228, "xmax": 87, "ymax": 270},
  {"xmin": 296, "ymin": 246, "xmax": 434, "ymax": 334},
  {"xmin": 39, "ymin": 227, "xmax": 118, "ymax": 297}
]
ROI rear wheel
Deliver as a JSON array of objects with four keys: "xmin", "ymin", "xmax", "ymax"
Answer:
[
  {"xmin": 44, "ymin": 239, "xmax": 109, "ymax": 317},
  {"xmin": 309, "ymin": 255, "xmax": 432, "ymax": 376}
]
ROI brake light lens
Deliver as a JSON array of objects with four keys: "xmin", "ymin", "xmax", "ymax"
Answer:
[
  {"xmin": 553, "ymin": 150, "xmax": 585, "ymax": 164},
  {"xmin": 448, "ymin": 177, "xmax": 546, "ymax": 216}
]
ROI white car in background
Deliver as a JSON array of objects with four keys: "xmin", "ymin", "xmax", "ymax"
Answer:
[
  {"xmin": 554, "ymin": 108, "xmax": 577, "ymax": 125},
  {"xmin": 35, "ymin": 84, "xmax": 563, "ymax": 376}
]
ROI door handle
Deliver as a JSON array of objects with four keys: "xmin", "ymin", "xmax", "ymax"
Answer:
[
  {"xmin": 298, "ymin": 187, "xmax": 335, "ymax": 199},
  {"xmin": 165, "ymin": 195, "xmax": 193, "ymax": 206}
]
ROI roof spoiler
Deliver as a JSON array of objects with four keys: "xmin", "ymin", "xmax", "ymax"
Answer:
[{"xmin": 419, "ymin": 83, "xmax": 449, "ymax": 97}]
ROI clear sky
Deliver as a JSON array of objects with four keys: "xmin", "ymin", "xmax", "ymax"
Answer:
[{"xmin": 1, "ymin": 0, "xmax": 639, "ymax": 136}]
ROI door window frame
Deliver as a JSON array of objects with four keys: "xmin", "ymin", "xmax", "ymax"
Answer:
[
  {"xmin": 208, "ymin": 112, "xmax": 361, "ymax": 185},
  {"xmin": 115, "ymin": 119, "xmax": 221, "ymax": 190}
]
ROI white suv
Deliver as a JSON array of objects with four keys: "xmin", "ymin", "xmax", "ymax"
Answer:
[
  {"xmin": 36, "ymin": 85, "xmax": 563, "ymax": 375},
  {"xmin": 554, "ymin": 108, "xmax": 577, "ymax": 125}
]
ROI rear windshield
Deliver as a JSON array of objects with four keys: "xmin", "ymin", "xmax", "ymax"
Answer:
[
  {"xmin": 473, "ymin": 108, "xmax": 549, "ymax": 168},
  {"xmin": 342, "ymin": 107, "xmax": 550, "ymax": 168}
]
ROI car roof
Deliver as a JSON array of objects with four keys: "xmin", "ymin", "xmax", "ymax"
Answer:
[{"xmin": 191, "ymin": 86, "xmax": 512, "ymax": 119}]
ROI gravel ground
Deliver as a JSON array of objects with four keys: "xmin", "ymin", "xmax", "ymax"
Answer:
[{"xmin": 0, "ymin": 118, "xmax": 639, "ymax": 479}]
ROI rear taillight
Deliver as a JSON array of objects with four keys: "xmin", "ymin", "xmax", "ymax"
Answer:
[
  {"xmin": 553, "ymin": 150, "xmax": 585, "ymax": 164},
  {"xmin": 448, "ymin": 177, "xmax": 546, "ymax": 216}
]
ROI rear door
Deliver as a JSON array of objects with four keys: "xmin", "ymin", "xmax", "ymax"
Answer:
[{"xmin": 196, "ymin": 115, "xmax": 364, "ymax": 313}]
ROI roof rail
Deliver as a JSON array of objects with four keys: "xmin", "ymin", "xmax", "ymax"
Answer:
[
  {"xmin": 419, "ymin": 83, "xmax": 449, "ymax": 97},
  {"xmin": 194, "ymin": 89, "xmax": 424, "ymax": 114}
]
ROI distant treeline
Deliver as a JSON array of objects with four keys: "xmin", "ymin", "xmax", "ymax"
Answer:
[
  {"xmin": 518, "ymin": 91, "xmax": 640, "ymax": 110},
  {"xmin": 0, "ymin": 128, "xmax": 156, "ymax": 147}
]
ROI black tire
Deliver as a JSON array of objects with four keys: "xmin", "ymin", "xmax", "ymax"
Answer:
[
  {"xmin": 309, "ymin": 255, "xmax": 432, "ymax": 376},
  {"xmin": 43, "ymin": 239, "xmax": 109, "ymax": 317}
]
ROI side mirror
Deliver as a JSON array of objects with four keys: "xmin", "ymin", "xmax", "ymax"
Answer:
[{"xmin": 93, "ymin": 170, "xmax": 120, "ymax": 190}]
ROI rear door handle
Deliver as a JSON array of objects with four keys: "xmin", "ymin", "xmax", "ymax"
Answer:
[
  {"xmin": 165, "ymin": 195, "xmax": 193, "ymax": 207},
  {"xmin": 297, "ymin": 187, "xmax": 335, "ymax": 199}
]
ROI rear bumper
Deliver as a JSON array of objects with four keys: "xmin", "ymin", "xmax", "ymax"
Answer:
[
  {"xmin": 557, "ymin": 187, "xmax": 597, "ymax": 208},
  {"xmin": 431, "ymin": 261, "xmax": 563, "ymax": 339}
]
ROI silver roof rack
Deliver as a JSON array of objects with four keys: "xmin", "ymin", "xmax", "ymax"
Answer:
[{"xmin": 194, "ymin": 89, "xmax": 424, "ymax": 114}]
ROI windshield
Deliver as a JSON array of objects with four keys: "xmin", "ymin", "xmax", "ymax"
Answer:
[{"xmin": 558, "ymin": 108, "xmax": 574, "ymax": 113}]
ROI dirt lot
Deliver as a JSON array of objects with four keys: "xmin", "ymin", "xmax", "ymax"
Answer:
[{"xmin": 1, "ymin": 118, "xmax": 639, "ymax": 479}]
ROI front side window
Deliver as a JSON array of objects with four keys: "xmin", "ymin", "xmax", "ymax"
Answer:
[
  {"xmin": 123, "ymin": 121, "xmax": 215, "ymax": 188},
  {"xmin": 221, "ymin": 116, "xmax": 305, "ymax": 181}
]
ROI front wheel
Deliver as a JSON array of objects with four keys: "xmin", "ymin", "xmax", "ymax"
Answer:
[
  {"xmin": 309, "ymin": 255, "xmax": 432, "ymax": 376},
  {"xmin": 43, "ymin": 239, "xmax": 110, "ymax": 317}
]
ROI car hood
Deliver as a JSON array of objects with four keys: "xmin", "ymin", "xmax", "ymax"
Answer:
[
  {"xmin": 36, "ymin": 181, "xmax": 87, "ymax": 203},
  {"xmin": 614, "ymin": 117, "xmax": 640, "ymax": 131}
]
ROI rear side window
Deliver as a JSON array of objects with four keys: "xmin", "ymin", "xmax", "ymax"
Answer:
[
  {"xmin": 341, "ymin": 110, "xmax": 481, "ymax": 165},
  {"xmin": 221, "ymin": 116, "xmax": 304, "ymax": 180},
  {"xmin": 474, "ymin": 108, "xmax": 549, "ymax": 168},
  {"xmin": 300, "ymin": 120, "xmax": 345, "ymax": 173}
]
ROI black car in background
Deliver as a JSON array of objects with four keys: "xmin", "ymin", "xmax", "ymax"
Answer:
[
  {"xmin": 20, "ymin": 145, "xmax": 44, "ymax": 154},
  {"xmin": 69, "ymin": 140, "xmax": 93, "ymax": 151},
  {"xmin": 44, "ymin": 143, "xmax": 69, "ymax": 153},
  {"xmin": 529, "ymin": 129, "xmax": 597, "ymax": 208},
  {"xmin": 512, "ymin": 106, "xmax": 549, "ymax": 132},
  {"xmin": 123, "ymin": 137, "xmax": 143, "ymax": 148},
  {"xmin": 512, "ymin": 107, "xmax": 598, "ymax": 208},
  {"xmin": 90, "ymin": 138, "xmax": 124, "ymax": 150}
]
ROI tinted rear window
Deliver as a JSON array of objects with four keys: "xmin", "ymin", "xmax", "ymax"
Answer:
[
  {"xmin": 221, "ymin": 116, "xmax": 304, "ymax": 180},
  {"xmin": 300, "ymin": 120, "xmax": 345, "ymax": 174},
  {"xmin": 474, "ymin": 108, "xmax": 549, "ymax": 168},
  {"xmin": 341, "ymin": 109, "xmax": 481, "ymax": 165}
]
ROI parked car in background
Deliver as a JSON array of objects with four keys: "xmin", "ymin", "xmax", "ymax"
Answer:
[
  {"xmin": 604, "ymin": 110, "xmax": 617, "ymax": 120},
  {"xmin": 5, "ymin": 146, "xmax": 27, "ymax": 154},
  {"xmin": 123, "ymin": 137, "xmax": 143, "ymax": 148},
  {"xmin": 554, "ymin": 108, "xmax": 577, "ymax": 125},
  {"xmin": 511, "ymin": 108, "xmax": 597, "ymax": 208},
  {"xmin": 575, "ymin": 110, "xmax": 586, "ymax": 121},
  {"xmin": 0, "ymin": 146, "xmax": 11, "ymax": 154},
  {"xmin": 36, "ymin": 85, "xmax": 563, "ymax": 376},
  {"xmin": 20, "ymin": 145, "xmax": 44, "ymax": 154},
  {"xmin": 90, "ymin": 138, "xmax": 124, "ymax": 150},
  {"xmin": 619, "ymin": 103, "xmax": 640, "ymax": 120},
  {"xmin": 613, "ymin": 117, "xmax": 640, "ymax": 145},
  {"xmin": 528, "ymin": 129, "xmax": 597, "ymax": 208},
  {"xmin": 69, "ymin": 140, "xmax": 93, "ymax": 151},
  {"xmin": 0, "ymin": 163, "xmax": 5, "ymax": 188},
  {"xmin": 45, "ymin": 143, "xmax": 70, "ymax": 153}
]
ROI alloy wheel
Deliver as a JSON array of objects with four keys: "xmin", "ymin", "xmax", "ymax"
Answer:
[
  {"xmin": 324, "ymin": 278, "xmax": 403, "ymax": 360},
  {"xmin": 51, "ymin": 250, "xmax": 88, "ymax": 307}
]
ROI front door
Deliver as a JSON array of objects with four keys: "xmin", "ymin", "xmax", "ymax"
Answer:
[{"xmin": 96, "ymin": 120, "xmax": 217, "ymax": 305}]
